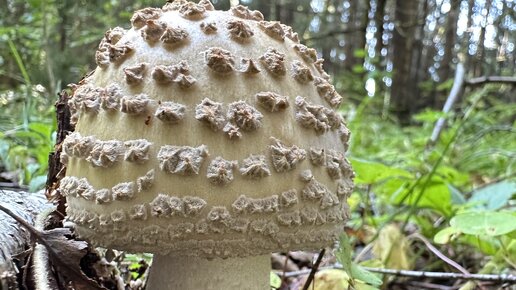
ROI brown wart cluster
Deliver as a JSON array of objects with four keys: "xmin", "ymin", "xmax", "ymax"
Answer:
[
  {"xmin": 141, "ymin": 20, "xmax": 168, "ymax": 42},
  {"xmin": 294, "ymin": 96, "xmax": 342, "ymax": 134},
  {"xmin": 227, "ymin": 20, "xmax": 254, "ymax": 41},
  {"xmin": 68, "ymin": 197, "xmax": 345, "ymax": 254},
  {"xmin": 259, "ymin": 47, "xmax": 286, "ymax": 76},
  {"xmin": 279, "ymin": 189, "xmax": 299, "ymax": 207},
  {"xmin": 61, "ymin": 168, "xmax": 156, "ymax": 204},
  {"xmin": 293, "ymin": 44, "xmax": 317, "ymax": 63},
  {"xmin": 338, "ymin": 124, "xmax": 351, "ymax": 151},
  {"xmin": 314, "ymin": 59, "xmax": 331, "ymax": 80},
  {"xmin": 124, "ymin": 139, "xmax": 152, "ymax": 163},
  {"xmin": 200, "ymin": 21, "xmax": 217, "ymax": 33},
  {"xmin": 239, "ymin": 154, "xmax": 271, "ymax": 179},
  {"xmin": 313, "ymin": 77, "xmax": 342, "ymax": 108},
  {"xmin": 137, "ymin": 169, "xmax": 155, "ymax": 192},
  {"xmin": 124, "ymin": 63, "xmax": 148, "ymax": 85},
  {"xmin": 325, "ymin": 150, "xmax": 350, "ymax": 180},
  {"xmin": 227, "ymin": 101, "xmax": 263, "ymax": 131},
  {"xmin": 222, "ymin": 123, "xmax": 242, "ymax": 140},
  {"xmin": 62, "ymin": 133, "xmax": 95, "ymax": 160},
  {"xmin": 69, "ymin": 85, "xmax": 102, "ymax": 121},
  {"xmin": 95, "ymin": 27, "xmax": 134, "ymax": 68},
  {"xmin": 255, "ymin": 92, "xmax": 289, "ymax": 112},
  {"xmin": 87, "ymin": 140, "xmax": 124, "ymax": 168},
  {"xmin": 269, "ymin": 137, "xmax": 307, "ymax": 172},
  {"xmin": 308, "ymin": 148, "xmax": 326, "ymax": 166},
  {"xmin": 149, "ymin": 194, "xmax": 207, "ymax": 218},
  {"xmin": 240, "ymin": 58, "xmax": 261, "ymax": 74},
  {"xmin": 157, "ymin": 145, "xmax": 209, "ymax": 175},
  {"xmin": 161, "ymin": 26, "xmax": 189, "ymax": 45},
  {"xmin": 195, "ymin": 98, "xmax": 226, "ymax": 131},
  {"xmin": 61, "ymin": 133, "xmax": 126, "ymax": 168},
  {"xmin": 112, "ymin": 182, "xmax": 136, "ymax": 200},
  {"xmin": 258, "ymin": 21, "xmax": 285, "ymax": 41},
  {"xmin": 102, "ymin": 84, "xmax": 123, "ymax": 111},
  {"xmin": 337, "ymin": 178, "xmax": 354, "ymax": 199},
  {"xmin": 155, "ymin": 101, "xmax": 186, "ymax": 124},
  {"xmin": 62, "ymin": 132, "xmax": 154, "ymax": 167},
  {"xmin": 60, "ymin": 176, "xmax": 94, "ymax": 200},
  {"xmin": 231, "ymin": 195, "xmax": 279, "ymax": 214},
  {"xmin": 151, "ymin": 61, "xmax": 196, "ymax": 89},
  {"xmin": 120, "ymin": 94, "xmax": 150, "ymax": 115},
  {"xmin": 308, "ymin": 147, "xmax": 353, "ymax": 181},
  {"xmin": 131, "ymin": 7, "xmax": 195, "ymax": 47},
  {"xmin": 230, "ymin": 5, "xmax": 264, "ymax": 21},
  {"xmin": 178, "ymin": 2, "xmax": 207, "ymax": 19},
  {"xmin": 206, "ymin": 157, "xmax": 238, "ymax": 186},
  {"xmin": 301, "ymin": 175, "xmax": 340, "ymax": 209},
  {"xmin": 281, "ymin": 24, "xmax": 300, "ymax": 43},
  {"xmin": 204, "ymin": 47, "xmax": 235, "ymax": 74},
  {"xmin": 291, "ymin": 60, "xmax": 314, "ymax": 84},
  {"xmin": 131, "ymin": 8, "xmax": 162, "ymax": 29}
]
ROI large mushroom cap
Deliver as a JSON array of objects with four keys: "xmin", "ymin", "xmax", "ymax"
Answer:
[{"xmin": 62, "ymin": 0, "xmax": 354, "ymax": 258}]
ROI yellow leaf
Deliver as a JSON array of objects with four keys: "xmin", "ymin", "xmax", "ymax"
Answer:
[
  {"xmin": 372, "ymin": 224, "xmax": 413, "ymax": 270},
  {"xmin": 313, "ymin": 269, "xmax": 349, "ymax": 290}
]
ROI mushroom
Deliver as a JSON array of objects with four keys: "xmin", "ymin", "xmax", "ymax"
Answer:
[{"xmin": 61, "ymin": 1, "xmax": 353, "ymax": 289}]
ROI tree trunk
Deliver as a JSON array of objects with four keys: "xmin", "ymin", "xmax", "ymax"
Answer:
[
  {"xmin": 374, "ymin": 0, "xmax": 387, "ymax": 64},
  {"xmin": 474, "ymin": 0, "xmax": 492, "ymax": 77},
  {"xmin": 439, "ymin": 0, "xmax": 460, "ymax": 82},
  {"xmin": 390, "ymin": 0, "xmax": 420, "ymax": 124},
  {"xmin": 344, "ymin": 0, "xmax": 368, "ymax": 72}
]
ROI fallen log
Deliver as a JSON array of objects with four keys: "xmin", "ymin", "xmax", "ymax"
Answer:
[{"xmin": 0, "ymin": 190, "xmax": 52, "ymax": 290}]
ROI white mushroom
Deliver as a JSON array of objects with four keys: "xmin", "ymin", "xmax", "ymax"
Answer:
[{"xmin": 61, "ymin": 1, "xmax": 353, "ymax": 289}]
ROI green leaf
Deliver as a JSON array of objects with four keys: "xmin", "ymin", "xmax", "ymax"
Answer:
[
  {"xmin": 393, "ymin": 181, "xmax": 452, "ymax": 216},
  {"xmin": 352, "ymin": 64, "xmax": 366, "ymax": 74},
  {"xmin": 451, "ymin": 211, "xmax": 516, "ymax": 236},
  {"xmin": 412, "ymin": 109, "xmax": 446, "ymax": 123},
  {"xmin": 434, "ymin": 227, "xmax": 461, "ymax": 244},
  {"xmin": 29, "ymin": 174, "xmax": 47, "ymax": 192},
  {"xmin": 29, "ymin": 122, "xmax": 53, "ymax": 140},
  {"xmin": 469, "ymin": 181, "xmax": 516, "ymax": 210},
  {"xmin": 349, "ymin": 158, "xmax": 412, "ymax": 185},
  {"xmin": 336, "ymin": 234, "xmax": 353, "ymax": 275},
  {"xmin": 270, "ymin": 272, "xmax": 281, "ymax": 289},
  {"xmin": 448, "ymin": 184, "xmax": 466, "ymax": 205},
  {"xmin": 12, "ymin": 130, "xmax": 44, "ymax": 141},
  {"xmin": 351, "ymin": 264, "xmax": 383, "ymax": 286},
  {"xmin": 353, "ymin": 49, "xmax": 366, "ymax": 58},
  {"xmin": 460, "ymin": 235, "xmax": 498, "ymax": 255}
]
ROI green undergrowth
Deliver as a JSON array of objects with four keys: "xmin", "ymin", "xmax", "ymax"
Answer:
[{"xmin": 336, "ymin": 84, "xmax": 516, "ymax": 289}]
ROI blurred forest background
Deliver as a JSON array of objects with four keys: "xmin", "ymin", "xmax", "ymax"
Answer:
[{"xmin": 0, "ymin": 0, "xmax": 515, "ymax": 289}]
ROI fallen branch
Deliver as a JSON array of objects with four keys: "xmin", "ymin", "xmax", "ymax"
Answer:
[
  {"xmin": 429, "ymin": 63, "xmax": 465, "ymax": 145},
  {"xmin": 362, "ymin": 267, "xmax": 516, "ymax": 283},
  {"xmin": 275, "ymin": 265, "xmax": 516, "ymax": 283},
  {"xmin": 429, "ymin": 65, "xmax": 515, "ymax": 145},
  {"xmin": 301, "ymin": 249, "xmax": 325, "ymax": 290},
  {"xmin": 409, "ymin": 233, "xmax": 470, "ymax": 275},
  {"xmin": 465, "ymin": 76, "xmax": 516, "ymax": 86}
]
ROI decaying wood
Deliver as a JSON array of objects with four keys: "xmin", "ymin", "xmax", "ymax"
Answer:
[
  {"xmin": 0, "ymin": 190, "xmax": 51, "ymax": 290},
  {"xmin": 46, "ymin": 90, "xmax": 74, "ymax": 216},
  {"xmin": 466, "ymin": 75, "xmax": 516, "ymax": 86}
]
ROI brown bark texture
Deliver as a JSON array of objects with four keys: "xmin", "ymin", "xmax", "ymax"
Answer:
[{"xmin": 390, "ymin": 0, "xmax": 420, "ymax": 123}]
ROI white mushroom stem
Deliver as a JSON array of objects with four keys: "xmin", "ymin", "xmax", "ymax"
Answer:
[{"xmin": 147, "ymin": 254, "xmax": 270, "ymax": 290}]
